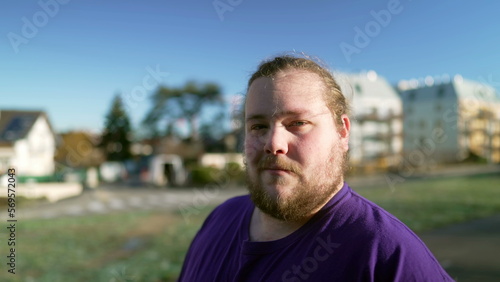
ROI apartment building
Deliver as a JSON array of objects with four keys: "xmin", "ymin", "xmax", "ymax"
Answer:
[{"xmin": 398, "ymin": 75, "xmax": 500, "ymax": 164}]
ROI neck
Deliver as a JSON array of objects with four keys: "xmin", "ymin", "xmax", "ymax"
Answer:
[{"xmin": 249, "ymin": 208, "xmax": 307, "ymax": 242}]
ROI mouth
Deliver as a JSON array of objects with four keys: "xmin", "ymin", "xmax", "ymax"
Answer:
[{"xmin": 261, "ymin": 167, "xmax": 293, "ymax": 174}]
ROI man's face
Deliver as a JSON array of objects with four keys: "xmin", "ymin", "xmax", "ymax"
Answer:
[{"xmin": 244, "ymin": 69, "xmax": 350, "ymax": 222}]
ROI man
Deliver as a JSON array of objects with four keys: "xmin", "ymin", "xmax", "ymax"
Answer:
[{"xmin": 179, "ymin": 55, "xmax": 454, "ymax": 281}]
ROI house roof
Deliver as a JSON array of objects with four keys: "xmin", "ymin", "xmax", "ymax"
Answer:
[
  {"xmin": 0, "ymin": 110, "xmax": 55, "ymax": 144},
  {"xmin": 339, "ymin": 71, "xmax": 400, "ymax": 100}
]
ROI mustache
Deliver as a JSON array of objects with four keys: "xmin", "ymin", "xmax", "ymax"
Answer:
[{"xmin": 258, "ymin": 155, "xmax": 301, "ymax": 175}]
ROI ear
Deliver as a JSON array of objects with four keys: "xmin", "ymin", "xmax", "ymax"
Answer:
[{"xmin": 338, "ymin": 114, "xmax": 350, "ymax": 151}]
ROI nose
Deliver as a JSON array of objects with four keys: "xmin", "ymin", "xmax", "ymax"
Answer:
[{"xmin": 263, "ymin": 125, "xmax": 289, "ymax": 155}]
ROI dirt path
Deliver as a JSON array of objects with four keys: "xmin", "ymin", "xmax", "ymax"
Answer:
[
  {"xmin": 7, "ymin": 187, "xmax": 247, "ymax": 221},
  {"xmin": 419, "ymin": 214, "xmax": 500, "ymax": 282}
]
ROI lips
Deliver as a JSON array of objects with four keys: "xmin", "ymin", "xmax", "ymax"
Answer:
[
  {"xmin": 264, "ymin": 166, "xmax": 289, "ymax": 171},
  {"xmin": 261, "ymin": 167, "xmax": 293, "ymax": 174}
]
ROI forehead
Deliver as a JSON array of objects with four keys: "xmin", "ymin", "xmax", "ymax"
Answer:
[{"xmin": 245, "ymin": 69, "xmax": 328, "ymax": 118}]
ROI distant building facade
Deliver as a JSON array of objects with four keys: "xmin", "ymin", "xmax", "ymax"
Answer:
[
  {"xmin": 398, "ymin": 75, "xmax": 500, "ymax": 164},
  {"xmin": 0, "ymin": 110, "xmax": 56, "ymax": 176},
  {"xmin": 339, "ymin": 71, "xmax": 403, "ymax": 171}
]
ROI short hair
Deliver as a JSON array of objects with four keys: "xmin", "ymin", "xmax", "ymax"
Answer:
[{"xmin": 247, "ymin": 55, "xmax": 350, "ymax": 126}]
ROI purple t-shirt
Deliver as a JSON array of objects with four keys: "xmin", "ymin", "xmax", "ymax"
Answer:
[{"xmin": 179, "ymin": 183, "xmax": 454, "ymax": 281}]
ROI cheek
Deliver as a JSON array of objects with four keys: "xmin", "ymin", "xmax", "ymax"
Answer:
[
  {"xmin": 297, "ymin": 131, "xmax": 336, "ymax": 163},
  {"xmin": 244, "ymin": 136, "xmax": 262, "ymax": 160}
]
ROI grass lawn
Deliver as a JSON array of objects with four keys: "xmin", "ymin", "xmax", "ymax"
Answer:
[
  {"xmin": 356, "ymin": 173, "xmax": 500, "ymax": 232},
  {"xmin": 1, "ymin": 173, "xmax": 499, "ymax": 281}
]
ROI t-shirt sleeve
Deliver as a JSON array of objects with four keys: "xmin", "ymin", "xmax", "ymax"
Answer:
[
  {"xmin": 178, "ymin": 195, "xmax": 251, "ymax": 282},
  {"xmin": 368, "ymin": 212, "xmax": 455, "ymax": 281},
  {"xmin": 376, "ymin": 233, "xmax": 455, "ymax": 281},
  {"xmin": 177, "ymin": 205, "xmax": 219, "ymax": 281},
  {"xmin": 348, "ymin": 193, "xmax": 455, "ymax": 281}
]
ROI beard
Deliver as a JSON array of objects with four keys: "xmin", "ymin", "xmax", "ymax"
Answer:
[{"xmin": 245, "ymin": 143, "xmax": 348, "ymax": 222}]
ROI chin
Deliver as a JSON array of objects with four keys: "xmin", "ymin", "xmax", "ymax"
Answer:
[{"xmin": 262, "ymin": 180, "xmax": 296, "ymax": 198}]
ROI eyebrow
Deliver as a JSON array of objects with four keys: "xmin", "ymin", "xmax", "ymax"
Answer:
[{"xmin": 245, "ymin": 110, "xmax": 311, "ymax": 122}]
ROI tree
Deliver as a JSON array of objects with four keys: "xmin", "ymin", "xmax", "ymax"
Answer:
[
  {"xmin": 142, "ymin": 81, "xmax": 225, "ymax": 140},
  {"xmin": 100, "ymin": 95, "xmax": 132, "ymax": 161}
]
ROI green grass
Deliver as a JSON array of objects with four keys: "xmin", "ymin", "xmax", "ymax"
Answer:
[
  {"xmin": 0, "ymin": 208, "xmax": 213, "ymax": 282},
  {"xmin": 356, "ymin": 173, "xmax": 500, "ymax": 232},
  {"xmin": 0, "ymin": 174, "xmax": 498, "ymax": 281}
]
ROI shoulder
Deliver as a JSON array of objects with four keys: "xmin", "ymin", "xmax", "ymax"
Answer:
[
  {"xmin": 198, "ymin": 194, "xmax": 253, "ymax": 231},
  {"xmin": 219, "ymin": 194, "xmax": 252, "ymax": 209},
  {"xmin": 345, "ymin": 188, "xmax": 419, "ymax": 240},
  {"xmin": 185, "ymin": 194, "xmax": 252, "ymax": 254},
  {"xmin": 317, "ymin": 186, "xmax": 427, "ymax": 254},
  {"xmin": 179, "ymin": 195, "xmax": 253, "ymax": 281},
  {"xmin": 343, "ymin": 189, "xmax": 430, "ymax": 253},
  {"xmin": 209, "ymin": 194, "xmax": 252, "ymax": 217},
  {"xmin": 333, "ymin": 187, "xmax": 453, "ymax": 280}
]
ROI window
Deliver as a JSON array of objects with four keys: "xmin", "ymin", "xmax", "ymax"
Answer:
[
  {"xmin": 355, "ymin": 83, "xmax": 362, "ymax": 94},
  {"xmin": 408, "ymin": 91, "xmax": 416, "ymax": 101}
]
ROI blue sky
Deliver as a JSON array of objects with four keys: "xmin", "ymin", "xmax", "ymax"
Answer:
[{"xmin": 2, "ymin": 0, "xmax": 499, "ymax": 133}]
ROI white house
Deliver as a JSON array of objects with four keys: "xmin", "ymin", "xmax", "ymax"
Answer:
[
  {"xmin": 398, "ymin": 75, "xmax": 500, "ymax": 164},
  {"xmin": 0, "ymin": 110, "xmax": 57, "ymax": 176},
  {"xmin": 338, "ymin": 71, "xmax": 403, "ymax": 170}
]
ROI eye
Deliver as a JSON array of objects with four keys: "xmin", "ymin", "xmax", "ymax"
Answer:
[
  {"xmin": 249, "ymin": 124, "xmax": 267, "ymax": 131},
  {"xmin": 288, "ymin": 121, "xmax": 308, "ymax": 127}
]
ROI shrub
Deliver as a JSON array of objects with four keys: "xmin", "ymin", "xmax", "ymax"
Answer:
[
  {"xmin": 189, "ymin": 165, "xmax": 221, "ymax": 185},
  {"xmin": 17, "ymin": 175, "xmax": 57, "ymax": 183},
  {"xmin": 188, "ymin": 162, "xmax": 246, "ymax": 186},
  {"xmin": 224, "ymin": 162, "xmax": 246, "ymax": 185}
]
